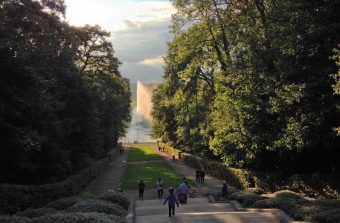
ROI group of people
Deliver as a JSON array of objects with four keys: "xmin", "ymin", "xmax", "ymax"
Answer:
[
  {"xmin": 138, "ymin": 178, "xmax": 166, "ymax": 200},
  {"xmin": 137, "ymin": 174, "xmax": 228, "ymax": 218},
  {"xmin": 195, "ymin": 169, "xmax": 205, "ymax": 184},
  {"xmin": 138, "ymin": 177, "xmax": 193, "ymax": 217},
  {"xmin": 158, "ymin": 146, "xmax": 166, "ymax": 152}
]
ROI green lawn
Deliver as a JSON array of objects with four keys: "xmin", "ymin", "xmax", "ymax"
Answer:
[
  {"xmin": 120, "ymin": 162, "xmax": 186, "ymax": 189},
  {"xmin": 127, "ymin": 145, "xmax": 162, "ymax": 162}
]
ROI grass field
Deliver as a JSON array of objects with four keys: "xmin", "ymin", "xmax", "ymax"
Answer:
[
  {"xmin": 120, "ymin": 162, "xmax": 186, "ymax": 189},
  {"xmin": 127, "ymin": 145, "xmax": 162, "ymax": 162}
]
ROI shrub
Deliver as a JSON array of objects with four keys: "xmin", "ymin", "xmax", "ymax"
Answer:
[
  {"xmin": 96, "ymin": 192, "xmax": 130, "ymax": 210},
  {"xmin": 0, "ymin": 216, "xmax": 31, "ymax": 223},
  {"xmin": 174, "ymin": 145, "xmax": 340, "ymax": 199},
  {"xmin": 182, "ymin": 154, "xmax": 253, "ymax": 189},
  {"xmin": 30, "ymin": 212, "xmax": 125, "ymax": 223},
  {"xmin": 272, "ymin": 190, "xmax": 302, "ymax": 199},
  {"xmin": 0, "ymin": 154, "xmax": 112, "ymax": 214},
  {"xmin": 251, "ymin": 197, "xmax": 305, "ymax": 220},
  {"xmin": 311, "ymin": 208, "xmax": 340, "ymax": 223},
  {"xmin": 66, "ymin": 199, "xmax": 127, "ymax": 217},
  {"xmin": 245, "ymin": 187, "xmax": 264, "ymax": 195},
  {"xmin": 229, "ymin": 191, "xmax": 265, "ymax": 207},
  {"xmin": 45, "ymin": 197, "xmax": 83, "ymax": 210},
  {"xmin": 15, "ymin": 208, "xmax": 58, "ymax": 219}
]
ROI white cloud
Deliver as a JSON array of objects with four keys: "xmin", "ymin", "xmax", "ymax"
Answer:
[
  {"xmin": 64, "ymin": 0, "xmax": 175, "ymax": 83},
  {"xmin": 139, "ymin": 56, "xmax": 164, "ymax": 66}
]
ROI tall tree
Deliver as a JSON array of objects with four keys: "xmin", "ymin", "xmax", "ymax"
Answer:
[{"xmin": 0, "ymin": 0, "xmax": 131, "ymax": 183}]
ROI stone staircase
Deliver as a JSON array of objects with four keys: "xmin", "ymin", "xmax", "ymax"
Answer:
[{"xmin": 134, "ymin": 197, "xmax": 280, "ymax": 223}]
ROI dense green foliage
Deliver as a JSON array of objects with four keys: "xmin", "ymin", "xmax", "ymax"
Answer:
[
  {"xmin": 229, "ymin": 190, "xmax": 340, "ymax": 222},
  {"xmin": 0, "ymin": 0, "xmax": 131, "ymax": 184},
  {"xmin": 30, "ymin": 212, "xmax": 126, "ymax": 223},
  {"xmin": 65, "ymin": 199, "xmax": 127, "ymax": 217},
  {"xmin": 153, "ymin": 0, "xmax": 340, "ymax": 173},
  {"xmin": 182, "ymin": 152, "xmax": 340, "ymax": 199},
  {"xmin": 96, "ymin": 192, "xmax": 131, "ymax": 211},
  {"xmin": 0, "ymin": 154, "xmax": 112, "ymax": 214}
]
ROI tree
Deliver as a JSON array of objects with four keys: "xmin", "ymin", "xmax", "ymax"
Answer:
[
  {"xmin": 153, "ymin": 0, "xmax": 340, "ymax": 173},
  {"xmin": 0, "ymin": 0, "xmax": 131, "ymax": 183}
]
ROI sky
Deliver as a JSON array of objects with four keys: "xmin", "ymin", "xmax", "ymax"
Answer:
[{"xmin": 64, "ymin": 0, "xmax": 175, "ymax": 83}]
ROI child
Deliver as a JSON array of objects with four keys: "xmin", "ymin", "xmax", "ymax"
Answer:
[{"xmin": 163, "ymin": 187, "xmax": 179, "ymax": 217}]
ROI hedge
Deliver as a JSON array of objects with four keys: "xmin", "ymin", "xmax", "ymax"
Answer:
[
  {"xmin": 173, "ymin": 145, "xmax": 340, "ymax": 199},
  {"xmin": 30, "ymin": 212, "xmax": 126, "ymax": 223},
  {"xmin": 0, "ymin": 147, "xmax": 120, "ymax": 215},
  {"xmin": 96, "ymin": 192, "xmax": 131, "ymax": 211},
  {"xmin": 65, "ymin": 199, "xmax": 127, "ymax": 217}
]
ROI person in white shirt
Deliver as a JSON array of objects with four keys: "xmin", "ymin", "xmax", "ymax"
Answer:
[{"xmin": 156, "ymin": 178, "xmax": 164, "ymax": 199}]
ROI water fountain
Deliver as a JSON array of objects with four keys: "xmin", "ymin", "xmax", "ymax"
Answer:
[{"xmin": 120, "ymin": 81, "xmax": 159, "ymax": 143}]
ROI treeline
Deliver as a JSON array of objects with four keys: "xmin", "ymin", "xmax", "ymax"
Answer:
[
  {"xmin": 152, "ymin": 0, "xmax": 340, "ymax": 173},
  {"xmin": 0, "ymin": 0, "xmax": 131, "ymax": 184}
]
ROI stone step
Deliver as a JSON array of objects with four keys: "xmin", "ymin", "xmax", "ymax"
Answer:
[
  {"xmin": 136, "ymin": 202, "xmax": 234, "ymax": 216},
  {"xmin": 135, "ymin": 211, "xmax": 279, "ymax": 223},
  {"xmin": 135, "ymin": 197, "xmax": 209, "ymax": 206}
]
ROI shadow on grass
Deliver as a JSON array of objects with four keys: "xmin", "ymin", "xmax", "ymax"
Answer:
[
  {"xmin": 127, "ymin": 145, "xmax": 162, "ymax": 162},
  {"xmin": 121, "ymin": 162, "xmax": 185, "ymax": 189}
]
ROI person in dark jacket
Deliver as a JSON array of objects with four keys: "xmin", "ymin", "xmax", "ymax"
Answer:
[
  {"xmin": 196, "ymin": 169, "xmax": 200, "ymax": 183},
  {"xmin": 222, "ymin": 181, "xmax": 228, "ymax": 200},
  {"xmin": 163, "ymin": 187, "xmax": 179, "ymax": 217},
  {"xmin": 138, "ymin": 180, "xmax": 146, "ymax": 200},
  {"xmin": 200, "ymin": 169, "xmax": 205, "ymax": 183}
]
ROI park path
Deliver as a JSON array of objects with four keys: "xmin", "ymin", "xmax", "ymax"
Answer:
[
  {"xmin": 80, "ymin": 143, "xmax": 283, "ymax": 223},
  {"xmin": 81, "ymin": 148, "xmax": 128, "ymax": 196}
]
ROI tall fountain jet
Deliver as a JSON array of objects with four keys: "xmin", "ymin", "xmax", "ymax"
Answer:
[
  {"xmin": 136, "ymin": 80, "xmax": 159, "ymax": 126},
  {"xmin": 120, "ymin": 81, "xmax": 159, "ymax": 143}
]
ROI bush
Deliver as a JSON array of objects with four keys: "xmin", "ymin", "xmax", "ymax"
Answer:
[
  {"xmin": 96, "ymin": 192, "xmax": 130, "ymax": 210},
  {"xmin": 15, "ymin": 208, "xmax": 58, "ymax": 219},
  {"xmin": 45, "ymin": 197, "xmax": 83, "ymax": 210},
  {"xmin": 174, "ymin": 145, "xmax": 340, "ymax": 199},
  {"xmin": 251, "ymin": 197, "xmax": 305, "ymax": 220},
  {"xmin": 229, "ymin": 191, "xmax": 265, "ymax": 207},
  {"xmin": 30, "ymin": 212, "xmax": 125, "ymax": 223},
  {"xmin": 272, "ymin": 190, "xmax": 302, "ymax": 199},
  {"xmin": 311, "ymin": 208, "xmax": 340, "ymax": 223},
  {"xmin": 66, "ymin": 199, "xmax": 127, "ymax": 217},
  {"xmin": 0, "ymin": 216, "xmax": 31, "ymax": 223},
  {"xmin": 182, "ymin": 154, "xmax": 253, "ymax": 189},
  {"xmin": 0, "ymin": 154, "xmax": 112, "ymax": 214},
  {"xmin": 245, "ymin": 187, "xmax": 264, "ymax": 195}
]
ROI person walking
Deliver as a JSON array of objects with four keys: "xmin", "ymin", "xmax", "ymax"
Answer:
[
  {"xmin": 156, "ymin": 178, "xmax": 164, "ymax": 199},
  {"xmin": 138, "ymin": 180, "xmax": 146, "ymax": 200},
  {"xmin": 200, "ymin": 169, "xmax": 205, "ymax": 183},
  {"xmin": 163, "ymin": 187, "xmax": 179, "ymax": 218},
  {"xmin": 178, "ymin": 179, "xmax": 189, "ymax": 204},
  {"xmin": 222, "ymin": 181, "xmax": 228, "ymax": 200},
  {"xmin": 195, "ymin": 169, "xmax": 200, "ymax": 184}
]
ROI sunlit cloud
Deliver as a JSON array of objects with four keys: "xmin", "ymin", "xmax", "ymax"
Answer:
[
  {"xmin": 139, "ymin": 56, "xmax": 164, "ymax": 66},
  {"xmin": 64, "ymin": 0, "xmax": 175, "ymax": 83}
]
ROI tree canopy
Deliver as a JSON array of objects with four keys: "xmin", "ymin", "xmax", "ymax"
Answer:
[
  {"xmin": 0, "ymin": 0, "xmax": 131, "ymax": 184},
  {"xmin": 153, "ymin": 0, "xmax": 340, "ymax": 173}
]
